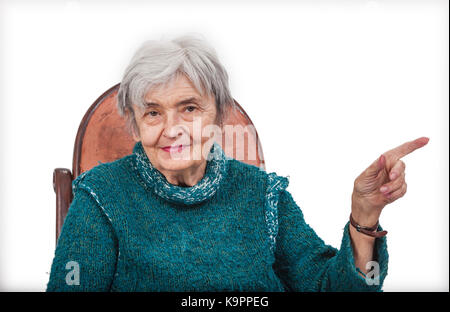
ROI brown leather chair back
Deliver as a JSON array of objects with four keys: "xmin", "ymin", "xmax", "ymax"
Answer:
[{"xmin": 73, "ymin": 84, "xmax": 135, "ymax": 178}]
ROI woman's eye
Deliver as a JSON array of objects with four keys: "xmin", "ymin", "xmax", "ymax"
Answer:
[
  {"xmin": 185, "ymin": 106, "xmax": 196, "ymax": 113},
  {"xmin": 147, "ymin": 111, "xmax": 159, "ymax": 117}
]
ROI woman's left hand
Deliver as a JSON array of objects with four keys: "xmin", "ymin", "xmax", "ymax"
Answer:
[{"xmin": 351, "ymin": 137, "xmax": 430, "ymax": 227}]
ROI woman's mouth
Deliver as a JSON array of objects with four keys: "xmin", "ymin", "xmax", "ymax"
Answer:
[{"xmin": 161, "ymin": 145, "xmax": 190, "ymax": 153}]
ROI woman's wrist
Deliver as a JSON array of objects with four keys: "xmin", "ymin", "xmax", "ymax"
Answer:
[
  {"xmin": 350, "ymin": 192, "xmax": 387, "ymax": 238},
  {"xmin": 349, "ymin": 222, "xmax": 377, "ymax": 244},
  {"xmin": 351, "ymin": 192, "xmax": 381, "ymax": 227}
]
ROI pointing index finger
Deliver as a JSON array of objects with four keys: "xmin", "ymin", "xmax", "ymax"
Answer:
[{"xmin": 387, "ymin": 137, "xmax": 430, "ymax": 160}]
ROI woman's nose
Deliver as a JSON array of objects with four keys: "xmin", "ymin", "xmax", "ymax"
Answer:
[{"xmin": 162, "ymin": 114, "xmax": 186, "ymax": 139}]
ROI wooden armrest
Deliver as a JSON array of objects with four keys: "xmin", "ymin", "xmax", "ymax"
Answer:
[{"xmin": 53, "ymin": 168, "xmax": 73, "ymax": 244}]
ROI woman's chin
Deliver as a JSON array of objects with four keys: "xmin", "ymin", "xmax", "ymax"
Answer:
[
  {"xmin": 157, "ymin": 158, "xmax": 196, "ymax": 172},
  {"xmin": 154, "ymin": 146, "xmax": 206, "ymax": 172}
]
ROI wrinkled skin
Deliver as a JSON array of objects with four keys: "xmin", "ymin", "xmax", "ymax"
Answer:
[{"xmin": 351, "ymin": 137, "xmax": 430, "ymax": 226}]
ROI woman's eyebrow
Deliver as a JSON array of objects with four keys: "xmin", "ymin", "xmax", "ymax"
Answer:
[
  {"xmin": 144, "ymin": 97, "xmax": 200, "ymax": 108},
  {"xmin": 177, "ymin": 97, "xmax": 200, "ymax": 105},
  {"xmin": 143, "ymin": 102, "xmax": 160, "ymax": 108}
]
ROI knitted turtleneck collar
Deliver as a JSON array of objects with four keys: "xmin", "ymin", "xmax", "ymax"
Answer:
[{"xmin": 133, "ymin": 141, "xmax": 228, "ymax": 205}]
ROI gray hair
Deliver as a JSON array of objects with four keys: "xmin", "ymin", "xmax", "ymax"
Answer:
[{"xmin": 117, "ymin": 34, "xmax": 235, "ymax": 137}]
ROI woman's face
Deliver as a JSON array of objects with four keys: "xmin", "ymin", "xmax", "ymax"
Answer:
[{"xmin": 132, "ymin": 74, "xmax": 219, "ymax": 174}]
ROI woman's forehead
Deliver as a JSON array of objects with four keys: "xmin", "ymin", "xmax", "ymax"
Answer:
[{"xmin": 144, "ymin": 75, "xmax": 204, "ymax": 103}]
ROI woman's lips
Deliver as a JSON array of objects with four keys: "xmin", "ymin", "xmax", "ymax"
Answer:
[{"xmin": 161, "ymin": 145, "xmax": 190, "ymax": 153}]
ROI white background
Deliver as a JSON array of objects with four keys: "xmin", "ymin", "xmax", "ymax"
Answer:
[{"xmin": 0, "ymin": 0, "xmax": 448, "ymax": 291}]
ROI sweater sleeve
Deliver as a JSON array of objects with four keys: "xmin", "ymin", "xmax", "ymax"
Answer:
[
  {"xmin": 272, "ymin": 189, "xmax": 389, "ymax": 292},
  {"xmin": 46, "ymin": 187, "xmax": 118, "ymax": 292}
]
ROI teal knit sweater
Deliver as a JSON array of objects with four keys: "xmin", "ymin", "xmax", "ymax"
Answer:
[{"xmin": 47, "ymin": 141, "xmax": 388, "ymax": 291}]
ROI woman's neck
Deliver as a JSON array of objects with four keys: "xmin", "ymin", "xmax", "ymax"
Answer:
[
  {"xmin": 158, "ymin": 161, "xmax": 207, "ymax": 187},
  {"xmin": 133, "ymin": 141, "xmax": 228, "ymax": 205}
]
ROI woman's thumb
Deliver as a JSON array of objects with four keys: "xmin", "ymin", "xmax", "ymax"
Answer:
[{"xmin": 367, "ymin": 154, "xmax": 386, "ymax": 177}]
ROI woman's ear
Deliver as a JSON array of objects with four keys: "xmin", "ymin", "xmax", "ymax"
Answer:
[
  {"xmin": 131, "ymin": 125, "xmax": 141, "ymax": 142},
  {"xmin": 126, "ymin": 108, "xmax": 141, "ymax": 142}
]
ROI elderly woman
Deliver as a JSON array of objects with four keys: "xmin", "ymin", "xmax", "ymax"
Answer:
[{"xmin": 47, "ymin": 35, "xmax": 429, "ymax": 292}]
